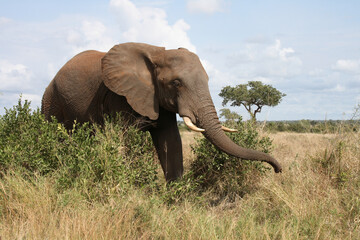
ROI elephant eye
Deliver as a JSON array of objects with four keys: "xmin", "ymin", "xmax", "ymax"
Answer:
[{"xmin": 172, "ymin": 79, "xmax": 182, "ymax": 88}]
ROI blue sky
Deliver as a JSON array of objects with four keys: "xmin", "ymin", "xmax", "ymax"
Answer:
[{"xmin": 1, "ymin": 0, "xmax": 359, "ymax": 120}]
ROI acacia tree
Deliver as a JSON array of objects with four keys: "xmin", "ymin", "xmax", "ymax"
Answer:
[
  {"xmin": 219, "ymin": 81, "xmax": 286, "ymax": 121},
  {"xmin": 219, "ymin": 108, "xmax": 241, "ymax": 125}
]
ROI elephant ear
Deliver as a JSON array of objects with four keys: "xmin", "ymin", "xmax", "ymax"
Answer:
[{"xmin": 101, "ymin": 43, "xmax": 165, "ymax": 120}]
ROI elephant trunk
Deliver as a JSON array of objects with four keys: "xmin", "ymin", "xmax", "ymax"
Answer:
[{"xmin": 194, "ymin": 98, "xmax": 282, "ymax": 173}]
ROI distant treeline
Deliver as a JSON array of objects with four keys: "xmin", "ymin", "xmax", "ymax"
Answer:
[
  {"xmin": 264, "ymin": 120, "xmax": 359, "ymax": 133},
  {"xmin": 178, "ymin": 119, "xmax": 359, "ymax": 134}
]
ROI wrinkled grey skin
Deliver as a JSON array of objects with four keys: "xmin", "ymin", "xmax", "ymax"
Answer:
[{"xmin": 42, "ymin": 42, "xmax": 282, "ymax": 182}]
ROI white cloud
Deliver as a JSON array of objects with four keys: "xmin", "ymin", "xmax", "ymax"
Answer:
[
  {"xmin": 308, "ymin": 68, "xmax": 324, "ymax": 77},
  {"xmin": 227, "ymin": 39, "xmax": 303, "ymax": 79},
  {"xmin": 266, "ymin": 40, "xmax": 294, "ymax": 61},
  {"xmin": 252, "ymin": 76, "xmax": 273, "ymax": 84},
  {"xmin": 47, "ymin": 63, "xmax": 58, "ymax": 80},
  {"xmin": 110, "ymin": 0, "xmax": 196, "ymax": 52},
  {"xmin": 201, "ymin": 59, "xmax": 234, "ymax": 90},
  {"xmin": 67, "ymin": 20, "xmax": 115, "ymax": 54},
  {"xmin": 187, "ymin": 0, "xmax": 224, "ymax": 14},
  {"xmin": 0, "ymin": 17, "xmax": 11, "ymax": 25},
  {"xmin": 263, "ymin": 40, "xmax": 303, "ymax": 77},
  {"xmin": 200, "ymin": 58, "xmax": 241, "ymax": 111},
  {"xmin": 0, "ymin": 16, "xmax": 117, "ymax": 113},
  {"xmin": 0, "ymin": 59, "xmax": 42, "ymax": 112},
  {"xmin": 0, "ymin": 0, "xmax": 198, "ymax": 114},
  {"xmin": 0, "ymin": 93, "xmax": 42, "ymax": 112},
  {"xmin": 330, "ymin": 84, "xmax": 346, "ymax": 92},
  {"xmin": 0, "ymin": 59, "xmax": 33, "ymax": 92},
  {"xmin": 21, "ymin": 93, "xmax": 42, "ymax": 107},
  {"xmin": 333, "ymin": 59, "xmax": 360, "ymax": 73},
  {"xmin": 356, "ymin": 95, "xmax": 360, "ymax": 103}
]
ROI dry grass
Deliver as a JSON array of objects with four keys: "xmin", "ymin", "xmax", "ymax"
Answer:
[
  {"xmin": 270, "ymin": 132, "xmax": 335, "ymax": 159},
  {"xmin": 180, "ymin": 130, "xmax": 202, "ymax": 169},
  {"xmin": 181, "ymin": 131, "xmax": 336, "ymax": 170},
  {"xmin": 1, "ymin": 129, "xmax": 360, "ymax": 239}
]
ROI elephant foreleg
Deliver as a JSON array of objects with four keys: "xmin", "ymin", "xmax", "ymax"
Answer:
[{"xmin": 150, "ymin": 109, "xmax": 183, "ymax": 182}]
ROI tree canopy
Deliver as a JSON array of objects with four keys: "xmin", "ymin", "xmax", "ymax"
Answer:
[
  {"xmin": 219, "ymin": 81, "xmax": 286, "ymax": 121},
  {"xmin": 219, "ymin": 108, "xmax": 241, "ymax": 124}
]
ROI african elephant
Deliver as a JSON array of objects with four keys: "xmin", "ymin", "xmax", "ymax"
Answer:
[{"xmin": 41, "ymin": 42, "xmax": 282, "ymax": 182}]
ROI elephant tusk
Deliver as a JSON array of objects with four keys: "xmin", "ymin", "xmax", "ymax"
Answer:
[
  {"xmin": 183, "ymin": 117, "xmax": 205, "ymax": 132},
  {"xmin": 221, "ymin": 126, "xmax": 238, "ymax": 132}
]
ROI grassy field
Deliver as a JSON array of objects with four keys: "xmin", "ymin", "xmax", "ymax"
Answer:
[{"xmin": 1, "ymin": 103, "xmax": 359, "ymax": 239}]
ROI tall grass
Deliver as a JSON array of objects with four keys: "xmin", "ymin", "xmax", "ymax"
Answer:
[{"xmin": 0, "ymin": 99, "xmax": 359, "ymax": 239}]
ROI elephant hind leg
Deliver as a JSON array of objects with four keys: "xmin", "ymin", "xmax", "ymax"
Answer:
[{"xmin": 41, "ymin": 83, "xmax": 65, "ymax": 123}]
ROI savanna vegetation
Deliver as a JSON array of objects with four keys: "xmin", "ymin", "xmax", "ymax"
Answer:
[
  {"xmin": 0, "ymin": 99, "xmax": 359, "ymax": 239},
  {"xmin": 264, "ymin": 119, "xmax": 359, "ymax": 134},
  {"xmin": 219, "ymin": 81, "xmax": 286, "ymax": 121}
]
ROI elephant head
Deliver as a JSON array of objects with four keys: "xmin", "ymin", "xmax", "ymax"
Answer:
[{"xmin": 101, "ymin": 43, "xmax": 282, "ymax": 174}]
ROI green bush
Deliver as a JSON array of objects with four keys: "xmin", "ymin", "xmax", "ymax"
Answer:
[
  {"xmin": 189, "ymin": 119, "xmax": 272, "ymax": 201},
  {"xmin": 0, "ymin": 99, "xmax": 158, "ymax": 201},
  {"xmin": 164, "ymin": 118, "xmax": 273, "ymax": 204},
  {"xmin": 0, "ymin": 99, "xmax": 65, "ymax": 175},
  {"xmin": 0, "ymin": 98, "xmax": 275, "ymax": 205}
]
